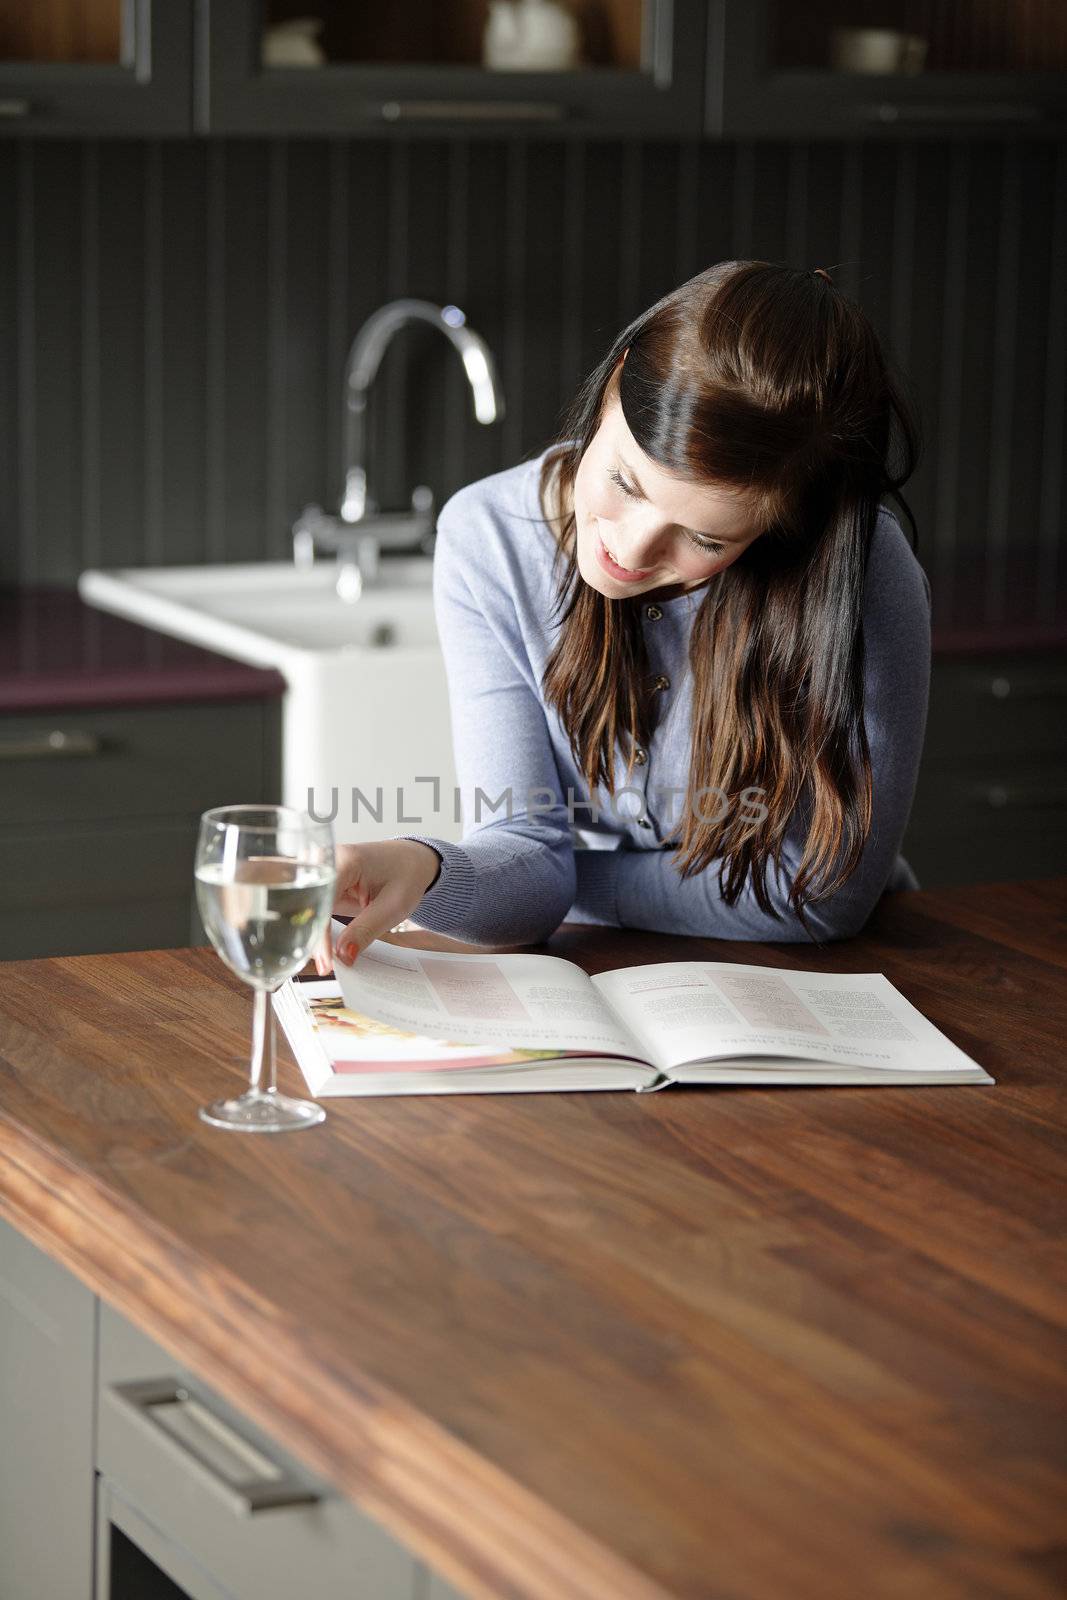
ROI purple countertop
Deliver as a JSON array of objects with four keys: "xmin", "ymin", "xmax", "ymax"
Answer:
[{"xmin": 0, "ymin": 586, "xmax": 286, "ymax": 714}]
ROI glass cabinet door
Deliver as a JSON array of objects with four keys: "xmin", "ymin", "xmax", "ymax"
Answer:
[
  {"xmin": 200, "ymin": 0, "xmax": 706, "ymax": 134},
  {"xmin": 710, "ymin": 0, "xmax": 1067, "ymax": 137},
  {"xmin": 0, "ymin": 0, "xmax": 192, "ymax": 135}
]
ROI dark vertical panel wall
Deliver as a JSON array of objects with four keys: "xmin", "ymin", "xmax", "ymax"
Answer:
[{"xmin": 0, "ymin": 135, "xmax": 1064, "ymax": 635}]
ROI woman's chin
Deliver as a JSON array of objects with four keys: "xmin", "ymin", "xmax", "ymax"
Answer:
[{"xmin": 577, "ymin": 551, "xmax": 623, "ymax": 598}]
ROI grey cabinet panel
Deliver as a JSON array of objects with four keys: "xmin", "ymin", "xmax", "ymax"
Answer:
[
  {"xmin": 0, "ymin": 698, "xmax": 282, "ymax": 961},
  {"xmin": 901, "ymin": 650, "xmax": 1067, "ymax": 889},
  {"xmin": 418, "ymin": 1573, "xmax": 471, "ymax": 1600},
  {"xmin": 904, "ymin": 758, "xmax": 1067, "ymax": 888},
  {"xmin": 0, "ymin": 2, "xmax": 193, "ymax": 137},
  {"xmin": 198, "ymin": 0, "xmax": 707, "ymax": 135},
  {"xmin": 708, "ymin": 1, "xmax": 1067, "ymax": 138},
  {"xmin": 0, "ymin": 1216, "xmax": 95, "ymax": 1600},
  {"xmin": 0, "ymin": 818, "xmax": 199, "ymax": 959},
  {"xmin": 97, "ymin": 1301, "xmax": 420, "ymax": 1600},
  {"xmin": 0, "ymin": 702, "xmax": 271, "ymax": 828},
  {"xmin": 923, "ymin": 654, "xmax": 1067, "ymax": 766},
  {"xmin": 97, "ymin": 1479, "xmax": 236, "ymax": 1600}
]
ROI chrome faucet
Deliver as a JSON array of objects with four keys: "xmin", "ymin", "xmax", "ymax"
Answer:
[{"xmin": 293, "ymin": 299, "xmax": 505, "ymax": 599}]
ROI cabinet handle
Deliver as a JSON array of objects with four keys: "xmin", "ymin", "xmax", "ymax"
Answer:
[
  {"xmin": 856, "ymin": 101, "xmax": 1042, "ymax": 123},
  {"xmin": 378, "ymin": 99, "xmax": 568, "ymax": 121},
  {"xmin": 986, "ymin": 676, "xmax": 1067, "ymax": 702},
  {"xmin": 0, "ymin": 99, "xmax": 32, "ymax": 118},
  {"xmin": 976, "ymin": 782, "xmax": 1067, "ymax": 809},
  {"xmin": 0, "ymin": 729, "xmax": 103, "ymax": 760},
  {"xmin": 108, "ymin": 1379, "xmax": 321, "ymax": 1516}
]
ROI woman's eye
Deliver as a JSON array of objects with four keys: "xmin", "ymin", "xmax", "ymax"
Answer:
[
  {"xmin": 608, "ymin": 467, "xmax": 640, "ymax": 499},
  {"xmin": 686, "ymin": 532, "xmax": 725, "ymax": 556},
  {"xmin": 608, "ymin": 466, "xmax": 724, "ymax": 555}
]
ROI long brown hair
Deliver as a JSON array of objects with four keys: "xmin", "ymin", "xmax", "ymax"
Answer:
[{"xmin": 540, "ymin": 259, "xmax": 922, "ymax": 937}]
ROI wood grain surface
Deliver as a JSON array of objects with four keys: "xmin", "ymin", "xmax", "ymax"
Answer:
[{"xmin": 1, "ymin": 879, "xmax": 1065, "ymax": 1600}]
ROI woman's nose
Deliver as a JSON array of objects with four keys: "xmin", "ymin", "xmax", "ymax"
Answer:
[{"xmin": 613, "ymin": 516, "xmax": 668, "ymax": 571}]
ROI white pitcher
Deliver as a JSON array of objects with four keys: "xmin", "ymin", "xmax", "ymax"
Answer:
[{"xmin": 483, "ymin": 0, "xmax": 581, "ymax": 72}]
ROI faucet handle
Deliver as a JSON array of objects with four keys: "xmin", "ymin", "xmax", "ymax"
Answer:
[
  {"xmin": 293, "ymin": 504, "xmax": 321, "ymax": 569},
  {"xmin": 411, "ymin": 485, "xmax": 437, "ymax": 556}
]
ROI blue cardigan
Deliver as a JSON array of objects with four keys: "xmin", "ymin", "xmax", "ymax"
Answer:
[{"xmin": 403, "ymin": 447, "xmax": 931, "ymax": 946}]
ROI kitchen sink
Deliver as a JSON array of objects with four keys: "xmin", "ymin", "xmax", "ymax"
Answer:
[{"xmin": 78, "ymin": 559, "xmax": 460, "ymax": 845}]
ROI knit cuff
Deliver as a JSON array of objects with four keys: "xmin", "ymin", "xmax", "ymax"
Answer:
[
  {"xmin": 570, "ymin": 849, "xmax": 621, "ymax": 927},
  {"xmin": 399, "ymin": 834, "xmax": 477, "ymax": 936}
]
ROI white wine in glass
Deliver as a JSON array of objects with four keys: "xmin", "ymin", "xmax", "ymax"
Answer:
[{"xmin": 195, "ymin": 804, "xmax": 336, "ymax": 1132}]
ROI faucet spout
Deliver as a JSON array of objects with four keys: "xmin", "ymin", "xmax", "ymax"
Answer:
[{"xmin": 340, "ymin": 299, "xmax": 504, "ymax": 523}]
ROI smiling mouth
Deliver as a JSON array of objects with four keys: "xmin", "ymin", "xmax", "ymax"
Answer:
[{"xmin": 595, "ymin": 531, "xmax": 654, "ymax": 582}]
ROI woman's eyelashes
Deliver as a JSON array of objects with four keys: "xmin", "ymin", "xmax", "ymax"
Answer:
[{"xmin": 606, "ymin": 465, "xmax": 725, "ymax": 557}]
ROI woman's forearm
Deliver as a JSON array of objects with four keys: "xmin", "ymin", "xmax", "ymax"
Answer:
[
  {"xmin": 402, "ymin": 825, "xmax": 577, "ymax": 945},
  {"xmin": 569, "ymin": 844, "xmax": 873, "ymax": 945}
]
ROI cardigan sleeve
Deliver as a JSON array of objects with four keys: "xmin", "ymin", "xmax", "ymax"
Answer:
[
  {"xmin": 568, "ymin": 516, "xmax": 933, "ymax": 945},
  {"xmin": 398, "ymin": 495, "xmax": 577, "ymax": 944}
]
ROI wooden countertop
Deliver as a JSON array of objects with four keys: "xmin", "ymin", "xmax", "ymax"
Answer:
[
  {"xmin": 0, "ymin": 585, "xmax": 285, "ymax": 712},
  {"xmin": 1, "ymin": 881, "xmax": 1065, "ymax": 1600}
]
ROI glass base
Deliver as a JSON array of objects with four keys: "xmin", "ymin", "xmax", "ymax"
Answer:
[{"xmin": 198, "ymin": 1087, "xmax": 326, "ymax": 1133}]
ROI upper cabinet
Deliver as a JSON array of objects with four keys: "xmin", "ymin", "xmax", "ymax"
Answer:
[
  {"xmin": 198, "ymin": 1, "xmax": 707, "ymax": 135},
  {"xmin": 0, "ymin": 0, "xmax": 192, "ymax": 135},
  {"xmin": 708, "ymin": 0, "xmax": 1067, "ymax": 138},
  {"xmin": 1, "ymin": 0, "xmax": 1063, "ymax": 140}
]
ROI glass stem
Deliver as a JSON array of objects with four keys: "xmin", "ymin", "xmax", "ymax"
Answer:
[
  {"xmin": 268, "ymin": 1006, "xmax": 277, "ymax": 1095},
  {"xmin": 248, "ymin": 987, "xmax": 268, "ymax": 1097}
]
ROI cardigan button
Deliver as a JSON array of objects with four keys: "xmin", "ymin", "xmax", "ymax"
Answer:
[
  {"xmin": 653, "ymin": 674, "xmax": 670, "ymax": 692},
  {"xmin": 645, "ymin": 604, "xmax": 663, "ymax": 621},
  {"xmin": 636, "ymin": 818, "xmax": 652, "ymax": 828},
  {"xmin": 633, "ymin": 747, "xmax": 647, "ymax": 765}
]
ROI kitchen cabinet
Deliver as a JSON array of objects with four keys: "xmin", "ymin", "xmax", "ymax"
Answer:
[
  {"xmin": 0, "ymin": 699, "xmax": 282, "ymax": 960},
  {"xmin": 707, "ymin": 0, "xmax": 1067, "ymax": 138},
  {"xmin": 0, "ymin": 586, "xmax": 285, "ymax": 961},
  {"xmin": 0, "ymin": 0, "xmax": 193, "ymax": 136},
  {"xmin": 197, "ymin": 0, "xmax": 707, "ymax": 135},
  {"xmin": 7, "ymin": 0, "xmax": 1061, "ymax": 141},
  {"xmin": 902, "ymin": 648, "xmax": 1067, "ymax": 888},
  {"xmin": 0, "ymin": 1218, "xmax": 468, "ymax": 1600},
  {"xmin": 0, "ymin": 1218, "xmax": 96, "ymax": 1600}
]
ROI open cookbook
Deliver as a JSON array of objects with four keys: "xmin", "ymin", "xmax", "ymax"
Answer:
[{"xmin": 271, "ymin": 918, "xmax": 993, "ymax": 1097}]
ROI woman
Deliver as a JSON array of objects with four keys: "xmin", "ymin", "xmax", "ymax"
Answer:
[{"xmin": 316, "ymin": 259, "xmax": 931, "ymax": 972}]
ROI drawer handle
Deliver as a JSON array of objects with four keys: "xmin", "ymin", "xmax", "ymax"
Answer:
[
  {"xmin": 108, "ymin": 1379, "xmax": 320, "ymax": 1515},
  {"xmin": 379, "ymin": 99, "xmax": 568, "ymax": 121},
  {"xmin": 988, "ymin": 677, "xmax": 1067, "ymax": 702},
  {"xmin": 856, "ymin": 101, "xmax": 1042, "ymax": 123},
  {"xmin": 978, "ymin": 782, "xmax": 1067, "ymax": 809},
  {"xmin": 0, "ymin": 729, "xmax": 103, "ymax": 761}
]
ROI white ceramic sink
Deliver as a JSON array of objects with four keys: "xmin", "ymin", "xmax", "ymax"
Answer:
[{"xmin": 78, "ymin": 559, "xmax": 460, "ymax": 845}]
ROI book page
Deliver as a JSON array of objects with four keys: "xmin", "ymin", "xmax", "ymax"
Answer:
[
  {"xmin": 288, "ymin": 978, "xmax": 602, "ymax": 1071},
  {"xmin": 332, "ymin": 927, "xmax": 647, "ymax": 1057},
  {"xmin": 591, "ymin": 962, "xmax": 984, "ymax": 1075}
]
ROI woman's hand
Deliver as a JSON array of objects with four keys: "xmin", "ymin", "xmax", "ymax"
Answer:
[{"xmin": 313, "ymin": 840, "xmax": 442, "ymax": 974}]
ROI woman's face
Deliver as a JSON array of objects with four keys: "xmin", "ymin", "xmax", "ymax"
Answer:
[{"xmin": 572, "ymin": 391, "xmax": 764, "ymax": 601}]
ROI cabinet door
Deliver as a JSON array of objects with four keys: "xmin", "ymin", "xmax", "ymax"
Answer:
[
  {"xmin": 198, "ymin": 0, "xmax": 706, "ymax": 135},
  {"xmin": 97, "ymin": 1300, "xmax": 422, "ymax": 1600},
  {"xmin": 0, "ymin": 698, "xmax": 282, "ymax": 960},
  {"xmin": 901, "ymin": 649, "xmax": 1067, "ymax": 888},
  {"xmin": 708, "ymin": 0, "xmax": 1067, "ymax": 138},
  {"xmin": 0, "ymin": 1217, "xmax": 95, "ymax": 1600},
  {"xmin": 0, "ymin": 0, "xmax": 193, "ymax": 137}
]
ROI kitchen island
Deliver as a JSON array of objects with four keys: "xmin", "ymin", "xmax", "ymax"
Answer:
[{"xmin": 1, "ymin": 879, "xmax": 1065, "ymax": 1600}]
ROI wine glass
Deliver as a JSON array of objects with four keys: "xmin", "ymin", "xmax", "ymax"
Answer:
[{"xmin": 194, "ymin": 804, "xmax": 336, "ymax": 1132}]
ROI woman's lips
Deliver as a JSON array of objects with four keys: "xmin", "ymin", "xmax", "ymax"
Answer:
[{"xmin": 594, "ymin": 530, "xmax": 654, "ymax": 583}]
